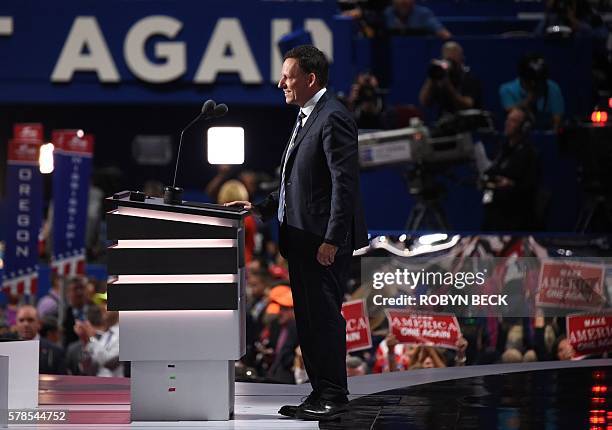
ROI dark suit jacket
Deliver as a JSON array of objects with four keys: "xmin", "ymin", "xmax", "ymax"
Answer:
[{"xmin": 256, "ymin": 91, "xmax": 368, "ymax": 256}]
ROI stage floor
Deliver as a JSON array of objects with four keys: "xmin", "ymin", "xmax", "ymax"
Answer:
[{"xmin": 12, "ymin": 359, "xmax": 612, "ymax": 429}]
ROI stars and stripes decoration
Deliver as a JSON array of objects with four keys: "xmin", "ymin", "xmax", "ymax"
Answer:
[
  {"xmin": 2, "ymin": 267, "xmax": 39, "ymax": 296},
  {"xmin": 51, "ymin": 249, "xmax": 86, "ymax": 277}
]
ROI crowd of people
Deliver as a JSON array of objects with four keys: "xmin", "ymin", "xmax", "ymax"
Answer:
[
  {"xmin": 2, "ymin": 275, "xmax": 122, "ymax": 377},
  {"xmin": 0, "ymin": 249, "xmax": 603, "ymax": 382},
  {"xmin": 0, "ymin": 165, "xmax": 605, "ymax": 381}
]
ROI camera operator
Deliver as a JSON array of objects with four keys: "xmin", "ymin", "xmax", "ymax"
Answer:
[
  {"xmin": 481, "ymin": 107, "xmax": 540, "ymax": 232},
  {"xmin": 345, "ymin": 72, "xmax": 385, "ymax": 129},
  {"xmin": 499, "ymin": 54, "xmax": 564, "ymax": 132},
  {"xmin": 419, "ymin": 42, "xmax": 483, "ymax": 119},
  {"xmin": 343, "ymin": 0, "xmax": 451, "ymax": 39},
  {"xmin": 534, "ymin": 0, "xmax": 593, "ymax": 37}
]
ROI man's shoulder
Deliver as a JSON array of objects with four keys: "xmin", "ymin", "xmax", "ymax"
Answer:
[
  {"xmin": 40, "ymin": 337, "xmax": 63, "ymax": 353},
  {"xmin": 320, "ymin": 93, "xmax": 355, "ymax": 121},
  {"xmin": 500, "ymin": 78, "xmax": 520, "ymax": 92},
  {"xmin": 413, "ymin": 4, "xmax": 434, "ymax": 16},
  {"xmin": 546, "ymin": 79, "xmax": 562, "ymax": 93}
]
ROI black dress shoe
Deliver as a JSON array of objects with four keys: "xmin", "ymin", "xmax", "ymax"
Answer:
[
  {"xmin": 278, "ymin": 392, "xmax": 319, "ymax": 418},
  {"xmin": 295, "ymin": 399, "xmax": 349, "ymax": 421}
]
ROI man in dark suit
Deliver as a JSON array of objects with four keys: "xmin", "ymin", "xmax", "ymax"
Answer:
[
  {"xmin": 16, "ymin": 305, "xmax": 67, "ymax": 374},
  {"xmin": 227, "ymin": 45, "xmax": 368, "ymax": 420}
]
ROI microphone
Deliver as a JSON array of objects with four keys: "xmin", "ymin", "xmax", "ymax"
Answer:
[
  {"xmin": 164, "ymin": 100, "xmax": 224, "ymax": 204},
  {"xmin": 213, "ymin": 103, "xmax": 228, "ymax": 118}
]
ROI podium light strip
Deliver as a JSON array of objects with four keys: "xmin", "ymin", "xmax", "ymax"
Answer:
[
  {"xmin": 115, "ymin": 274, "xmax": 238, "ymax": 284},
  {"xmin": 114, "ymin": 207, "xmax": 237, "ymax": 227},
  {"xmin": 116, "ymin": 239, "xmax": 236, "ymax": 248}
]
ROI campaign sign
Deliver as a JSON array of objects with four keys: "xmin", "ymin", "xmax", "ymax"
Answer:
[
  {"xmin": 566, "ymin": 313, "xmax": 612, "ymax": 357},
  {"xmin": 341, "ymin": 299, "xmax": 372, "ymax": 353},
  {"xmin": 536, "ymin": 261, "xmax": 606, "ymax": 311},
  {"xmin": 385, "ymin": 310, "xmax": 461, "ymax": 350},
  {"xmin": 51, "ymin": 130, "xmax": 94, "ymax": 276},
  {"xmin": 2, "ymin": 138, "xmax": 43, "ymax": 296},
  {"xmin": 13, "ymin": 123, "xmax": 44, "ymax": 142}
]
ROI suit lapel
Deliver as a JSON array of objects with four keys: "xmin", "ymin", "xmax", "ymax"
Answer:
[
  {"xmin": 279, "ymin": 91, "xmax": 330, "ymax": 169},
  {"xmin": 285, "ymin": 91, "xmax": 329, "ymax": 164}
]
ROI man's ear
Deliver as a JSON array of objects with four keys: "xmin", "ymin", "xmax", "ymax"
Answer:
[{"xmin": 308, "ymin": 73, "xmax": 317, "ymax": 88}]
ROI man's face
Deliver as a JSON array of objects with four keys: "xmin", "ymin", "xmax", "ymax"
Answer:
[
  {"xmin": 557, "ymin": 339, "xmax": 575, "ymax": 360},
  {"xmin": 443, "ymin": 46, "xmax": 464, "ymax": 65},
  {"xmin": 278, "ymin": 58, "xmax": 315, "ymax": 107},
  {"xmin": 505, "ymin": 109, "xmax": 526, "ymax": 138},
  {"xmin": 16, "ymin": 307, "xmax": 39, "ymax": 340},
  {"xmin": 68, "ymin": 280, "xmax": 86, "ymax": 308}
]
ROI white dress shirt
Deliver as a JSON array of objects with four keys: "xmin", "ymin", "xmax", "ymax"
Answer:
[
  {"xmin": 300, "ymin": 87, "xmax": 327, "ymax": 126},
  {"xmin": 86, "ymin": 323, "xmax": 122, "ymax": 377}
]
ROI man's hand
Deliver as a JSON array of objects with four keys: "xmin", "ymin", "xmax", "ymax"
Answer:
[
  {"xmin": 74, "ymin": 321, "xmax": 96, "ymax": 344},
  {"xmin": 317, "ymin": 242, "xmax": 338, "ymax": 266},
  {"xmin": 224, "ymin": 200, "xmax": 260, "ymax": 217},
  {"xmin": 386, "ymin": 333, "xmax": 399, "ymax": 349}
]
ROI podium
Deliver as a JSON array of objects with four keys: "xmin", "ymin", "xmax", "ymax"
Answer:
[{"xmin": 105, "ymin": 192, "xmax": 248, "ymax": 422}]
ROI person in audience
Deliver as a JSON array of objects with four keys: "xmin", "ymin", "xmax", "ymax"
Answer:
[
  {"xmin": 346, "ymin": 355, "xmax": 368, "ymax": 377},
  {"xmin": 482, "ymin": 107, "xmax": 540, "ymax": 231},
  {"xmin": 16, "ymin": 305, "xmax": 66, "ymax": 375},
  {"xmin": 419, "ymin": 41, "xmax": 483, "ymax": 118},
  {"xmin": 65, "ymin": 305, "xmax": 105, "ymax": 375},
  {"xmin": 373, "ymin": 333, "xmax": 414, "ymax": 372},
  {"xmin": 217, "ymin": 180, "xmax": 257, "ymax": 263},
  {"xmin": 499, "ymin": 54, "xmax": 564, "ymax": 131},
  {"xmin": 40, "ymin": 317, "xmax": 62, "ymax": 346},
  {"xmin": 345, "ymin": 72, "xmax": 386, "ymax": 129},
  {"xmin": 409, "ymin": 346, "xmax": 447, "ymax": 369},
  {"xmin": 37, "ymin": 273, "xmax": 62, "ymax": 320},
  {"xmin": 62, "ymin": 277, "xmax": 93, "ymax": 348},
  {"xmin": 345, "ymin": 0, "xmax": 451, "ymax": 39},
  {"xmin": 74, "ymin": 303, "xmax": 122, "ymax": 377},
  {"xmin": 264, "ymin": 285, "xmax": 299, "ymax": 384},
  {"xmin": 553, "ymin": 336, "xmax": 577, "ymax": 361},
  {"xmin": 535, "ymin": 0, "xmax": 594, "ymax": 37}
]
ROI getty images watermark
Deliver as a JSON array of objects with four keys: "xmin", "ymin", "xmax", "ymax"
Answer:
[
  {"xmin": 361, "ymin": 257, "xmax": 612, "ymax": 317},
  {"xmin": 370, "ymin": 267, "xmax": 509, "ymax": 307}
]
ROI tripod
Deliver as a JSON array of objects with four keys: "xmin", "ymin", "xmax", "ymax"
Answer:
[
  {"xmin": 405, "ymin": 164, "xmax": 450, "ymax": 232},
  {"xmin": 575, "ymin": 183, "xmax": 612, "ymax": 233}
]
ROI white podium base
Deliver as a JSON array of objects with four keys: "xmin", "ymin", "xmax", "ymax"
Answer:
[{"xmin": 131, "ymin": 360, "xmax": 234, "ymax": 421}]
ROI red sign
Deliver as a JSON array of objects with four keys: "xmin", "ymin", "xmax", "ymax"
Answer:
[
  {"xmin": 13, "ymin": 123, "xmax": 43, "ymax": 142},
  {"xmin": 385, "ymin": 310, "xmax": 461, "ymax": 350},
  {"xmin": 7, "ymin": 140, "xmax": 40, "ymax": 163},
  {"xmin": 341, "ymin": 300, "xmax": 372, "ymax": 353},
  {"xmin": 52, "ymin": 130, "xmax": 94, "ymax": 154},
  {"xmin": 536, "ymin": 261, "xmax": 606, "ymax": 311},
  {"xmin": 566, "ymin": 313, "xmax": 612, "ymax": 357}
]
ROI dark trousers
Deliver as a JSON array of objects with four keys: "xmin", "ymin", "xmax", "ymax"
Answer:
[{"xmin": 283, "ymin": 223, "xmax": 350, "ymax": 403}]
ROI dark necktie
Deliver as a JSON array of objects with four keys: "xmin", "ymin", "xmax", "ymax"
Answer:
[{"xmin": 278, "ymin": 110, "xmax": 306, "ymax": 222}]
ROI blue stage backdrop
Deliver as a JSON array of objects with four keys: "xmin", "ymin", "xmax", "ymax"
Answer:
[{"xmin": 0, "ymin": 0, "xmax": 347, "ymax": 104}]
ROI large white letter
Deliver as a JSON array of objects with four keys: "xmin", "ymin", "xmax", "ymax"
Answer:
[
  {"xmin": 124, "ymin": 15, "xmax": 185, "ymax": 83},
  {"xmin": 270, "ymin": 19, "xmax": 334, "ymax": 83},
  {"xmin": 51, "ymin": 17, "xmax": 119, "ymax": 82},
  {"xmin": 270, "ymin": 19, "xmax": 291, "ymax": 84},
  {"xmin": 194, "ymin": 18, "xmax": 262, "ymax": 84},
  {"xmin": 305, "ymin": 19, "xmax": 333, "ymax": 63}
]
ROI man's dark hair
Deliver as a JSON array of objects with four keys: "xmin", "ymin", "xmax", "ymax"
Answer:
[{"xmin": 283, "ymin": 45, "xmax": 329, "ymax": 87}]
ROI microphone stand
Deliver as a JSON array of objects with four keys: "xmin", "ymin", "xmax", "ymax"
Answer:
[{"xmin": 164, "ymin": 113, "xmax": 210, "ymax": 204}]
